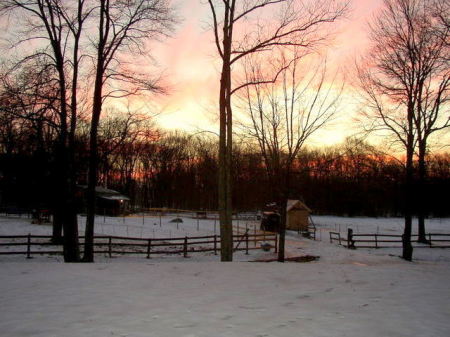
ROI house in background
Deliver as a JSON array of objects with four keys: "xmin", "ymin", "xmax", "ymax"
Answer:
[
  {"xmin": 286, "ymin": 199, "xmax": 311, "ymax": 231},
  {"xmin": 77, "ymin": 186, "xmax": 130, "ymax": 216}
]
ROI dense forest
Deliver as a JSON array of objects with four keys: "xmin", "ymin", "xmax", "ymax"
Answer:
[{"xmin": 1, "ymin": 113, "xmax": 449, "ymax": 217}]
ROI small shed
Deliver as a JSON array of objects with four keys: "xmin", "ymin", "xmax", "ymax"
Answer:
[
  {"xmin": 286, "ymin": 199, "xmax": 311, "ymax": 231},
  {"xmin": 77, "ymin": 186, "xmax": 130, "ymax": 216},
  {"xmin": 96, "ymin": 187, "xmax": 130, "ymax": 216}
]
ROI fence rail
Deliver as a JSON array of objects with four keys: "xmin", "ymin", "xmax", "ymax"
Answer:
[
  {"xmin": 0, "ymin": 232, "xmax": 277, "ymax": 259},
  {"xmin": 129, "ymin": 208, "xmax": 261, "ymax": 221},
  {"xmin": 329, "ymin": 230, "xmax": 450, "ymax": 249}
]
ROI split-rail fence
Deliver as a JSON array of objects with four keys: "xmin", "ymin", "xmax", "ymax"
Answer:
[
  {"xmin": 329, "ymin": 229, "xmax": 450, "ymax": 249},
  {"xmin": 0, "ymin": 232, "xmax": 277, "ymax": 259}
]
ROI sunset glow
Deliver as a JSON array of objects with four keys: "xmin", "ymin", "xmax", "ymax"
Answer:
[{"xmin": 147, "ymin": 0, "xmax": 385, "ymax": 146}]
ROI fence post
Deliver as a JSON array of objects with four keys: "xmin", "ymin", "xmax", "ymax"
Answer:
[
  {"xmin": 147, "ymin": 239, "xmax": 152, "ymax": 259},
  {"xmin": 108, "ymin": 237, "xmax": 112, "ymax": 258},
  {"xmin": 254, "ymin": 225, "xmax": 257, "ymax": 247},
  {"xmin": 214, "ymin": 235, "xmax": 217, "ymax": 255},
  {"xmin": 347, "ymin": 228, "xmax": 355, "ymax": 249},
  {"xmin": 329, "ymin": 232, "xmax": 333, "ymax": 243},
  {"xmin": 347, "ymin": 229, "xmax": 351, "ymax": 248},
  {"xmin": 274, "ymin": 233, "xmax": 278, "ymax": 253},
  {"xmin": 26, "ymin": 233, "xmax": 31, "ymax": 259},
  {"xmin": 245, "ymin": 232, "xmax": 249, "ymax": 255},
  {"xmin": 338, "ymin": 232, "xmax": 342, "ymax": 246},
  {"xmin": 375, "ymin": 234, "xmax": 378, "ymax": 249},
  {"xmin": 183, "ymin": 236, "xmax": 188, "ymax": 258}
]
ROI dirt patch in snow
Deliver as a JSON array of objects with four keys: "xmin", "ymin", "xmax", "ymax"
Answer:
[{"xmin": 253, "ymin": 255, "xmax": 320, "ymax": 263}]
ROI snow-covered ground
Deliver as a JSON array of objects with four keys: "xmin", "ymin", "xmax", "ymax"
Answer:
[
  {"xmin": 312, "ymin": 214, "xmax": 450, "ymax": 235},
  {"xmin": 3, "ymin": 212, "xmax": 447, "ymax": 239},
  {"xmin": 1, "ymin": 215, "xmax": 450, "ymax": 337}
]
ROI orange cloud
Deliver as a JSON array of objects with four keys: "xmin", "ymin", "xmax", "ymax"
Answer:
[{"xmin": 144, "ymin": 0, "xmax": 386, "ymax": 145}]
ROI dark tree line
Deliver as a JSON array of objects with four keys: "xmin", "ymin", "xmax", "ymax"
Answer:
[{"xmin": 2, "ymin": 118, "xmax": 449, "ymax": 219}]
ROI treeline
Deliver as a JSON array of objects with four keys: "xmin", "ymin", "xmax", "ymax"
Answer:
[{"xmin": 1, "ymin": 114, "xmax": 449, "ymax": 217}]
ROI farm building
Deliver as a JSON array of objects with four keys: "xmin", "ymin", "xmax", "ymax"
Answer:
[
  {"xmin": 286, "ymin": 199, "xmax": 311, "ymax": 231},
  {"xmin": 77, "ymin": 186, "xmax": 130, "ymax": 216}
]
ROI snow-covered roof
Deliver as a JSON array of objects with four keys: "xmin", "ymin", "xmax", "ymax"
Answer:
[
  {"xmin": 99, "ymin": 194, "xmax": 130, "ymax": 201},
  {"xmin": 286, "ymin": 199, "xmax": 311, "ymax": 213},
  {"xmin": 78, "ymin": 185, "xmax": 129, "ymax": 200}
]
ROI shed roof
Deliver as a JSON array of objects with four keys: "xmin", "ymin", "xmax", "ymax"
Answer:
[
  {"xmin": 100, "ymin": 194, "xmax": 130, "ymax": 201},
  {"xmin": 78, "ymin": 185, "xmax": 130, "ymax": 201},
  {"xmin": 286, "ymin": 199, "xmax": 311, "ymax": 213}
]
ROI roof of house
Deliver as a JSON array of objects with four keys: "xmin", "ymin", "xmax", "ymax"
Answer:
[
  {"xmin": 100, "ymin": 194, "xmax": 130, "ymax": 201},
  {"xmin": 78, "ymin": 185, "xmax": 130, "ymax": 201},
  {"xmin": 286, "ymin": 199, "xmax": 311, "ymax": 213}
]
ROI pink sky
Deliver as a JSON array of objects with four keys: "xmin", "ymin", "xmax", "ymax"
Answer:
[{"xmin": 146, "ymin": 0, "xmax": 385, "ymax": 146}]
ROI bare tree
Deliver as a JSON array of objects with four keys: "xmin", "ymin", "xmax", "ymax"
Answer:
[
  {"xmin": 0, "ymin": 59, "xmax": 59, "ymax": 132},
  {"xmin": 83, "ymin": 0, "xmax": 175, "ymax": 262},
  {"xmin": 239, "ymin": 50, "xmax": 342, "ymax": 260},
  {"xmin": 414, "ymin": 0, "xmax": 449, "ymax": 243},
  {"xmin": 206, "ymin": 0, "xmax": 348, "ymax": 261},
  {"xmin": 357, "ymin": 0, "xmax": 449, "ymax": 259},
  {"xmin": 97, "ymin": 109, "xmax": 150, "ymax": 188},
  {"xmin": 0, "ymin": 59, "xmax": 60, "ymax": 157},
  {"xmin": 0, "ymin": 0, "xmax": 90, "ymax": 262}
]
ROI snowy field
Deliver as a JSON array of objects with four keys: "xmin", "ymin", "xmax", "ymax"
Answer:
[
  {"xmin": 312, "ymin": 215, "xmax": 450, "ymax": 237},
  {"xmin": 1, "ymin": 215, "xmax": 450, "ymax": 337},
  {"xmin": 3, "ymin": 212, "xmax": 448, "ymax": 239}
]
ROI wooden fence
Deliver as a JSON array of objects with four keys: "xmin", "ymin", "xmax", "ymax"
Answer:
[
  {"xmin": 330, "ymin": 229, "xmax": 450, "ymax": 249},
  {"xmin": 132, "ymin": 208, "xmax": 260, "ymax": 221},
  {"xmin": 0, "ymin": 232, "xmax": 277, "ymax": 259}
]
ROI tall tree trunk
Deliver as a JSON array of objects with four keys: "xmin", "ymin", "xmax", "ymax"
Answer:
[
  {"xmin": 62, "ymin": 175, "xmax": 80, "ymax": 262},
  {"xmin": 63, "ymin": 9, "xmax": 84, "ymax": 262},
  {"xmin": 218, "ymin": 7, "xmax": 234, "ymax": 262},
  {"xmin": 51, "ymin": 56, "xmax": 68, "ymax": 245},
  {"xmin": 219, "ymin": 64, "xmax": 233, "ymax": 261},
  {"xmin": 402, "ymin": 121, "xmax": 414, "ymax": 261},
  {"xmin": 277, "ymin": 197, "xmax": 287, "ymax": 262},
  {"xmin": 417, "ymin": 142, "xmax": 428, "ymax": 243},
  {"xmin": 83, "ymin": 59, "xmax": 104, "ymax": 262},
  {"xmin": 277, "ymin": 167, "xmax": 291, "ymax": 262},
  {"xmin": 53, "ymin": 56, "xmax": 79, "ymax": 262}
]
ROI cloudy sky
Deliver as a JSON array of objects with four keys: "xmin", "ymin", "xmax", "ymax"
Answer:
[{"xmin": 143, "ymin": 0, "xmax": 385, "ymax": 147}]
